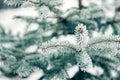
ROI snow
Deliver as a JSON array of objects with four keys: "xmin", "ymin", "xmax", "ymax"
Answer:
[
  {"xmin": 0, "ymin": 0, "xmax": 79, "ymax": 79},
  {"xmin": 0, "ymin": 0, "xmax": 115, "ymax": 80}
]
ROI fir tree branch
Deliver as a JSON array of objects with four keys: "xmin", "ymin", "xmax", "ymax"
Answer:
[
  {"xmin": 0, "ymin": 47, "xmax": 38, "ymax": 60},
  {"xmin": 86, "ymin": 39, "xmax": 120, "ymax": 49},
  {"xmin": 41, "ymin": 44, "xmax": 76, "ymax": 51}
]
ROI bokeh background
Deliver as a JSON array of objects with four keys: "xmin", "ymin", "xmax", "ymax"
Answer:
[{"xmin": 0, "ymin": 0, "xmax": 119, "ymax": 80}]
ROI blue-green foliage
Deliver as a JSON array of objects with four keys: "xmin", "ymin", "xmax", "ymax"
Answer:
[
  {"xmin": 6, "ymin": 0, "xmax": 120, "ymax": 37},
  {"xmin": 0, "ymin": 23, "xmax": 120, "ymax": 80},
  {"xmin": 1, "ymin": 0, "xmax": 120, "ymax": 80}
]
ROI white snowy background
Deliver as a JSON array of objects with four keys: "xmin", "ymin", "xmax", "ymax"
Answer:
[{"xmin": 0, "ymin": 0, "xmax": 115, "ymax": 80}]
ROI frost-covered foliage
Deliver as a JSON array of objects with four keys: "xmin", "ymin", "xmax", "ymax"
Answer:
[
  {"xmin": 1, "ymin": 0, "xmax": 120, "ymax": 80},
  {"xmin": 4, "ymin": 0, "xmax": 120, "ymax": 37},
  {"xmin": 0, "ymin": 23, "xmax": 120, "ymax": 80}
]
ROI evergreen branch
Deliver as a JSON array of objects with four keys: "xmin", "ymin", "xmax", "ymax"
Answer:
[
  {"xmin": 2, "ymin": 0, "xmax": 120, "ymax": 79},
  {"xmin": 87, "ymin": 39, "xmax": 120, "ymax": 49},
  {"xmin": 41, "ymin": 44, "xmax": 76, "ymax": 51},
  {"xmin": 0, "ymin": 47, "xmax": 38, "ymax": 60}
]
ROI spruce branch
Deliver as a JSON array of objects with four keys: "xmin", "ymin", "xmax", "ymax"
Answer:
[
  {"xmin": 41, "ymin": 44, "xmax": 76, "ymax": 51},
  {"xmin": 87, "ymin": 39, "xmax": 120, "ymax": 48},
  {"xmin": 1, "ymin": 0, "xmax": 120, "ymax": 80}
]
